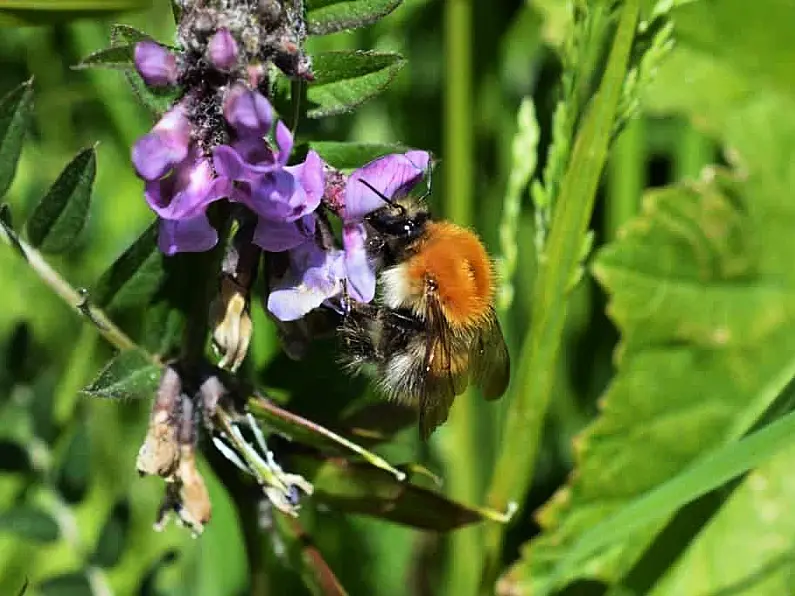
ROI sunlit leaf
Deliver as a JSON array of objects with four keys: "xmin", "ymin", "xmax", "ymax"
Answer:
[
  {"xmin": 306, "ymin": 51, "xmax": 405, "ymax": 118},
  {"xmin": 0, "ymin": 506, "xmax": 59, "ymax": 542},
  {"xmin": 307, "ymin": 141, "xmax": 410, "ymax": 170},
  {"xmin": 0, "ymin": 79, "xmax": 33, "ymax": 198},
  {"xmin": 292, "ymin": 454, "xmax": 485, "ymax": 531},
  {"xmin": 26, "ymin": 147, "xmax": 96, "ymax": 254},
  {"xmin": 81, "ymin": 349, "xmax": 160, "ymax": 401},
  {"xmin": 650, "ymin": 441, "xmax": 795, "ymax": 596},
  {"xmin": 306, "ymin": 0, "xmax": 402, "ymax": 35},
  {"xmin": 74, "ymin": 44, "xmax": 136, "ymax": 70}
]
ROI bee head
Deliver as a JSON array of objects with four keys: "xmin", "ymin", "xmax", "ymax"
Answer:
[{"xmin": 358, "ymin": 178, "xmax": 429, "ymax": 243}]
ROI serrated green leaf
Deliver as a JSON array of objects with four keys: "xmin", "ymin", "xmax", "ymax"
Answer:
[
  {"xmin": 26, "ymin": 147, "xmax": 95, "ymax": 254},
  {"xmin": 306, "ymin": 51, "xmax": 405, "ymax": 118},
  {"xmin": 109, "ymin": 23, "xmax": 155, "ymax": 45},
  {"xmin": 0, "ymin": 506, "xmax": 59, "ymax": 542},
  {"xmin": 81, "ymin": 350, "xmax": 160, "ymax": 400},
  {"xmin": 92, "ymin": 222, "xmax": 163, "ymax": 311},
  {"xmin": 73, "ymin": 44, "xmax": 136, "ymax": 70},
  {"xmin": 292, "ymin": 454, "xmax": 484, "ymax": 531},
  {"xmin": 0, "ymin": 80, "xmax": 33, "ymax": 198},
  {"xmin": 307, "ymin": 141, "xmax": 409, "ymax": 170},
  {"xmin": 306, "ymin": 0, "xmax": 402, "ymax": 35}
]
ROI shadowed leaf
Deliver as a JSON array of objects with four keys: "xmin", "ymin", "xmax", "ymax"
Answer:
[
  {"xmin": 26, "ymin": 147, "xmax": 95, "ymax": 254},
  {"xmin": 37, "ymin": 572, "xmax": 92, "ymax": 596},
  {"xmin": 307, "ymin": 51, "xmax": 405, "ymax": 118},
  {"xmin": 0, "ymin": 79, "xmax": 33, "ymax": 198},
  {"xmin": 92, "ymin": 222, "xmax": 163, "ymax": 311},
  {"xmin": 91, "ymin": 499, "xmax": 131, "ymax": 568},
  {"xmin": 0, "ymin": 507, "xmax": 59, "ymax": 542},
  {"xmin": 292, "ymin": 454, "xmax": 485, "ymax": 531},
  {"xmin": 81, "ymin": 350, "xmax": 160, "ymax": 400},
  {"xmin": 307, "ymin": 0, "xmax": 402, "ymax": 35}
]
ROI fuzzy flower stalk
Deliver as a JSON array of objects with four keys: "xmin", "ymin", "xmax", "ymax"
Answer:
[{"xmin": 129, "ymin": 1, "xmax": 431, "ymax": 532}]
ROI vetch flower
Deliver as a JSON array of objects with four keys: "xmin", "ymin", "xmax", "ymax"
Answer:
[
  {"xmin": 341, "ymin": 151, "xmax": 431, "ymax": 302},
  {"xmin": 267, "ymin": 241, "xmax": 347, "ymax": 322},
  {"xmin": 208, "ymin": 28, "xmax": 239, "ymax": 71},
  {"xmin": 134, "ymin": 40, "xmax": 179, "ymax": 87}
]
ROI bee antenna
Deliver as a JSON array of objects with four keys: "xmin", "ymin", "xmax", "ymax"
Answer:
[{"xmin": 359, "ymin": 179, "xmax": 406, "ymax": 215}]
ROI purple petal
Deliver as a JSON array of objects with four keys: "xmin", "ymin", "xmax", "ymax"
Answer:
[
  {"xmin": 223, "ymin": 86, "xmax": 272, "ymax": 137},
  {"xmin": 274, "ymin": 121, "xmax": 294, "ymax": 166},
  {"xmin": 135, "ymin": 41, "xmax": 178, "ymax": 87},
  {"xmin": 253, "ymin": 214, "xmax": 315, "ymax": 252},
  {"xmin": 343, "ymin": 223, "xmax": 376, "ymax": 303},
  {"xmin": 158, "ymin": 215, "xmax": 218, "ymax": 255},
  {"xmin": 267, "ymin": 242, "xmax": 345, "ymax": 321},
  {"xmin": 212, "ymin": 144, "xmax": 280, "ymax": 180},
  {"xmin": 145, "ymin": 151, "xmax": 216, "ymax": 219},
  {"xmin": 284, "ymin": 150, "xmax": 324, "ymax": 216},
  {"xmin": 208, "ymin": 28, "xmax": 238, "ymax": 71},
  {"xmin": 344, "ymin": 151, "xmax": 431, "ymax": 221},
  {"xmin": 132, "ymin": 107, "xmax": 191, "ymax": 181},
  {"xmin": 248, "ymin": 170, "xmax": 299, "ymax": 221}
]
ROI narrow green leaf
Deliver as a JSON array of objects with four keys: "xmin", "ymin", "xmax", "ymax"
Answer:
[
  {"xmin": 92, "ymin": 222, "xmax": 163, "ymax": 311},
  {"xmin": 0, "ymin": 79, "xmax": 33, "ymax": 198},
  {"xmin": 306, "ymin": 0, "xmax": 402, "ymax": 35},
  {"xmin": 16, "ymin": 579, "xmax": 28, "ymax": 596},
  {"xmin": 307, "ymin": 141, "xmax": 409, "ymax": 170},
  {"xmin": 109, "ymin": 23, "xmax": 155, "ymax": 45},
  {"xmin": 74, "ymin": 44, "xmax": 136, "ymax": 70},
  {"xmin": 484, "ymin": 0, "xmax": 641, "ymax": 584},
  {"xmin": 547, "ymin": 409, "xmax": 795, "ymax": 594},
  {"xmin": 292, "ymin": 454, "xmax": 484, "ymax": 531},
  {"xmin": 0, "ymin": 506, "xmax": 59, "ymax": 542},
  {"xmin": 26, "ymin": 147, "xmax": 96, "ymax": 254},
  {"xmin": 307, "ymin": 51, "xmax": 405, "ymax": 118},
  {"xmin": 91, "ymin": 500, "xmax": 130, "ymax": 568},
  {"xmin": 649, "ymin": 440, "xmax": 795, "ymax": 596},
  {"xmin": 81, "ymin": 350, "xmax": 160, "ymax": 400}
]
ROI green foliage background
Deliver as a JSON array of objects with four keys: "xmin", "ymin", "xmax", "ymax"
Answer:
[{"xmin": 2, "ymin": 0, "xmax": 795, "ymax": 595}]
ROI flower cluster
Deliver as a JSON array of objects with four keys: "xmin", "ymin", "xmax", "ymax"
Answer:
[{"xmin": 131, "ymin": 37, "xmax": 430, "ymax": 324}]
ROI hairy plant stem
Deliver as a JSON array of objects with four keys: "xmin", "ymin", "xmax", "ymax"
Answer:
[
  {"xmin": 480, "ymin": 0, "xmax": 642, "ymax": 591},
  {"xmin": 442, "ymin": 0, "xmax": 482, "ymax": 595}
]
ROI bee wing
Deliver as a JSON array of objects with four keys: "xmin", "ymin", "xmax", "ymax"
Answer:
[
  {"xmin": 418, "ymin": 298, "xmax": 468, "ymax": 440},
  {"xmin": 470, "ymin": 308, "xmax": 510, "ymax": 400}
]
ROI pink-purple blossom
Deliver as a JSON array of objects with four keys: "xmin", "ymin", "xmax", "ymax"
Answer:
[
  {"xmin": 134, "ymin": 41, "xmax": 179, "ymax": 87},
  {"xmin": 207, "ymin": 28, "xmax": 239, "ymax": 71}
]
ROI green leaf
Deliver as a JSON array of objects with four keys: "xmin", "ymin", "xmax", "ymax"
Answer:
[
  {"xmin": 306, "ymin": 51, "xmax": 405, "ymax": 118},
  {"xmin": 91, "ymin": 500, "xmax": 130, "ymax": 568},
  {"xmin": 92, "ymin": 222, "xmax": 163, "ymax": 311},
  {"xmin": 0, "ymin": 506, "xmax": 59, "ymax": 542},
  {"xmin": 648, "ymin": 441, "xmax": 795, "ymax": 596},
  {"xmin": 292, "ymin": 454, "xmax": 485, "ymax": 531},
  {"xmin": 74, "ymin": 44, "xmax": 136, "ymax": 70},
  {"xmin": 109, "ymin": 23, "xmax": 156, "ymax": 45},
  {"xmin": 81, "ymin": 350, "xmax": 160, "ymax": 400},
  {"xmin": 307, "ymin": 141, "xmax": 409, "ymax": 170},
  {"xmin": 545, "ymin": 407, "xmax": 795, "ymax": 593},
  {"xmin": 0, "ymin": 79, "xmax": 33, "ymax": 198},
  {"xmin": 37, "ymin": 572, "xmax": 92, "ymax": 596},
  {"xmin": 306, "ymin": 0, "xmax": 402, "ymax": 35},
  {"xmin": 26, "ymin": 147, "xmax": 96, "ymax": 254},
  {"xmin": 502, "ymin": 166, "xmax": 795, "ymax": 594}
]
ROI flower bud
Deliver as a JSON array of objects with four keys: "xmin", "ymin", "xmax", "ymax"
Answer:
[
  {"xmin": 134, "ymin": 41, "xmax": 179, "ymax": 87},
  {"xmin": 136, "ymin": 366, "xmax": 182, "ymax": 478},
  {"xmin": 208, "ymin": 28, "xmax": 239, "ymax": 71}
]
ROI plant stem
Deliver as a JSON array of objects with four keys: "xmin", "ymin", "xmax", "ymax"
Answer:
[
  {"xmin": 442, "ymin": 0, "xmax": 481, "ymax": 595},
  {"xmin": 480, "ymin": 0, "xmax": 641, "ymax": 590},
  {"xmin": 607, "ymin": 116, "xmax": 646, "ymax": 239},
  {"xmin": 674, "ymin": 122, "xmax": 714, "ymax": 181}
]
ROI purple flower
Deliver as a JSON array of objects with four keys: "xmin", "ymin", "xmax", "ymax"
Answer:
[
  {"xmin": 267, "ymin": 241, "xmax": 347, "ymax": 322},
  {"xmin": 134, "ymin": 41, "xmax": 179, "ymax": 87},
  {"xmin": 132, "ymin": 106, "xmax": 223, "ymax": 255},
  {"xmin": 208, "ymin": 28, "xmax": 239, "ymax": 71},
  {"xmin": 341, "ymin": 151, "xmax": 431, "ymax": 302}
]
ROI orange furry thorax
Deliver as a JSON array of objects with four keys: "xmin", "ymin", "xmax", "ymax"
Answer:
[{"xmin": 404, "ymin": 221, "xmax": 494, "ymax": 329}]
